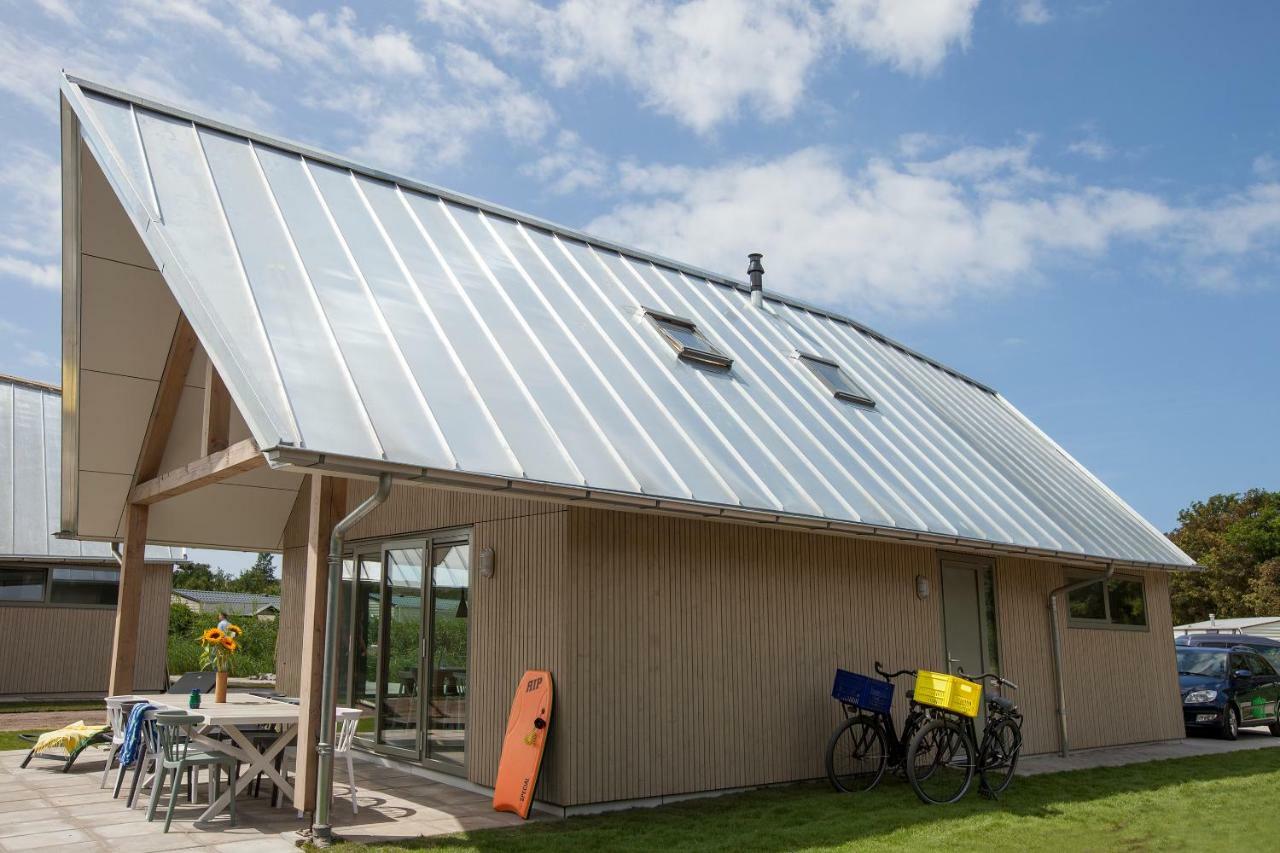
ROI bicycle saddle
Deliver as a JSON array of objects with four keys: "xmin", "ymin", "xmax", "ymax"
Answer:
[{"xmin": 987, "ymin": 695, "xmax": 1017, "ymax": 714}]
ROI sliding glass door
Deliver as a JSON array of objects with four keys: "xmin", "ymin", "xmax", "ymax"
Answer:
[{"xmin": 336, "ymin": 529, "xmax": 470, "ymax": 772}]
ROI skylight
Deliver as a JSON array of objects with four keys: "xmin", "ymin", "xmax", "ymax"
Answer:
[
  {"xmin": 643, "ymin": 308, "xmax": 733, "ymax": 370},
  {"xmin": 797, "ymin": 352, "xmax": 875, "ymax": 407}
]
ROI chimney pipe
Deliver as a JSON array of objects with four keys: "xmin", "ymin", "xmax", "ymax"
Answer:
[{"xmin": 747, "ymin": 253, "xmax": 764, "ymax": 309}]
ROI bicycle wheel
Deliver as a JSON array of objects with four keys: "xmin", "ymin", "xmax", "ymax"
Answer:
[
  {"xmin": 825, "ymin": 715, "xmax": 888, "ymax": 793},
  {"xmin": 905, "ymin": 717, "xmax": 975, "ymax": 805},
  {"xmin": 978, "ymin": 718, "xmax": 1022, "ymax": 797}
]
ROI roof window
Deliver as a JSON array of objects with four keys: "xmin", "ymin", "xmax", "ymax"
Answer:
[
  {"xmin": 643, "ymin": 308, "xmax": 733, "ymax": 370},
  {"xmin": 797, "ymin": 352, "xmax": 874, "ymax": 407}
]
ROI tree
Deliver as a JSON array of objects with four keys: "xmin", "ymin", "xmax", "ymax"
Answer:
[
  {"xmin": 1168, "ymin": 489, "xmax": 1280, "ymax": 624},
  {"xmin": 229, "ymin": 552, "xmax": 280, "ymax": 596},
  {"xmin": 172, "ymin": 562, "xmax": 235, "ymax": 591}
]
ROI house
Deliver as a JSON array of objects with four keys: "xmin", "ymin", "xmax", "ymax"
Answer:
[
  {"xmin": 1175, "ymin": 616, "xmax": 1280, "ymax": 641},
  {"xmin": 57, "ymin": 73, "xmax": 1197, "ymax": 819},
  {"xmin": 171, "ymin": 588, "xmax": 281, "ymax": 620},
  {"xmin": 0, "ymin": 373, "xmax": 180, "ymax": 696}
]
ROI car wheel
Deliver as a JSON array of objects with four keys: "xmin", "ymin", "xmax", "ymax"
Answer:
[
  {"xmin": 1222, "ymin": 705, "xmax": 1240, "ymax": 741},
  {"xmin": 1270, "ymin": 705, "xmax": 1280, "ymax": 738}
]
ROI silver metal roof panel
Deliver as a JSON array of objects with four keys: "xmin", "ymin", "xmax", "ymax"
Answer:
[
  {"xmin": 0, "ymin": 374, "xmax": 181, "ymax": 563},
  {"xmin": 60, "ymin": 74, "xmax": 1194, "ymax": 570}
]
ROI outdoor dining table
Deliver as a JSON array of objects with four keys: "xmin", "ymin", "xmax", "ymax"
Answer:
[{"xmin": 128, "ymin": 692, "xmax": 300, "ymax": 823}]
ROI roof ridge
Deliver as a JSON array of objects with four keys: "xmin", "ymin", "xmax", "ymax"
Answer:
[
  {"xmin": 0, "ymin": 372, "xmax": 60, "ymax": 394},
  {"xmin": 63, "ymin": 73, "xmax": 995, "ymax": 395}
]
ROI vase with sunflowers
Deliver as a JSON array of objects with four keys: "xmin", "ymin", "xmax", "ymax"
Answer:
[{"xmin": 199, "ymin": 621, "xmax": 243, "ymax": 703}]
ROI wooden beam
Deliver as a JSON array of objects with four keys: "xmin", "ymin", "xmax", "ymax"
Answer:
[
  {"xmin": 201, "ymin": 361, "xmax": 231, "ymax": 456},
  {"xmin": 107, "ymin": 503, "xmax": 149, "ymax": 696},
  {"xmin": 134, "ymin": 315, "xmax": 199, "ymax": 485},
  {"xmin": 294, "ymin": 474, "xmax": 348, "ymax": 813},
  {"xmin": 128, "ymin": 438, "xmax": 265, "ymax": 506}
]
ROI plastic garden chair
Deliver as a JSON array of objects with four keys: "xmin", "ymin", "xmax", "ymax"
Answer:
[
  {"xmin": 147, "ymin": 714, "xmax": 238, "ymax": 832},
  {"xmin": 336, "ymin": 707, "xmax": 362, "ymax": 813},
  {"xmin": 100, "ymin": 696, "xmax": 146, "ymax": 788}
]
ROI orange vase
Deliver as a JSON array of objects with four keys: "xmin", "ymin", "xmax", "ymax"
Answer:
[{"xmin": 215, "ymin": 670, "xmax": 229, "ymax": 703}]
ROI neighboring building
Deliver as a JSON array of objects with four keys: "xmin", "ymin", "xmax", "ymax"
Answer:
[
  {"xmin": 0, "ymin": 374, "xmax": 180, "ymax": 696},
  {"xmin": 1175, "ymin": 616, "xmax": 1280, "ymax": 641},
  {"xmin": 60, "ymin": 74, "xmax": 1197, "ymax": 814},
  {"xmin": 172, "ymin": 587, "xmax": 280, "ymax": 619}
]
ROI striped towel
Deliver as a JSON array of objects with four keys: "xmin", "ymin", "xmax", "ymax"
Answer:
[
  {"xmin": 118, "ymin": 703, "xmax": 155, "ymax": 767},
  {"xmin": 32, "ymin": 722, "xmax": 107, "ymax": 755}
]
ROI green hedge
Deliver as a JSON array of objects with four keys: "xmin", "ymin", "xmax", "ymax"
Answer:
[{"xmin": 167, "ymin": 603, "xmax": 278, "ymax": 678}]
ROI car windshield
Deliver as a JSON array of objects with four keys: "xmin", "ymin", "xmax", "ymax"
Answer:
[{"xmin": 1177, "ymin": 648, "xmax": 1226, "ymax": 678}]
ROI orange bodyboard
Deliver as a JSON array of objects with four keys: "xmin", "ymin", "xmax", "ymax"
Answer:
[{"xmin": 493, "ymin": 669, "xmax": 553, "ymax": 819}]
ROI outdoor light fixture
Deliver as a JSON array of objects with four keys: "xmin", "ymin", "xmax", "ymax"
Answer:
[
  {"xmin": 478, "ymin": 546, "xmax": 495, "ymax": 578},
  {"xmin": 915, "ymin": 575, "xmax": 930, "ymax": 600}
]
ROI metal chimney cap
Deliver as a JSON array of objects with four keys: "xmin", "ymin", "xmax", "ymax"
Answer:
[{"xmin": 747, "ymin": 253, "xmax": 765, "ymax": 274}]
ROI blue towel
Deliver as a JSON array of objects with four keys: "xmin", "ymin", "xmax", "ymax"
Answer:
[{"xmin": 118, "ymin": 703, "xmax": 154, "ymax": 767}]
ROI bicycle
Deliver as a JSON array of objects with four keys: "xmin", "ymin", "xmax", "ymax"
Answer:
[
  {"xmin": 825, "ymin": 662, "xmax": 935, "ymax": 793},
  {"xmin": 904, "ymin": 669, "xmax": 1022, "ymax": 805}
]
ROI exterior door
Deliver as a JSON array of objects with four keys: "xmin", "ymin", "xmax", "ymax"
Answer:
[{"xmin": 940, "ymin": 559, "xmax": 1000, "ymax": 681}]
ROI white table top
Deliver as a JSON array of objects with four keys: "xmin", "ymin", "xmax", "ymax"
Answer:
[{"xmin": 128, "ymin": 693, "xmax": 301, "ymax": 726}]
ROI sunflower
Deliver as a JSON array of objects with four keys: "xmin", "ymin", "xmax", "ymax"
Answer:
[
  {"xmin": 227, "ymin": 623, "xmax": 244, "ymax": 636},
  {"xmin": 202, "ymin": 627, "xmax": 224, "ymax": 643},
  {"xmin": 219, "ymin": 636, "xmax": 238, "ymax": 652}
]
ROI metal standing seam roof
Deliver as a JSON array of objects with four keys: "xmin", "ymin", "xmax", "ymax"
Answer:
[
  {"xmin": 60, "ymin": 73, "xmax": 1196, "ymax": 572},
  {"xmin": 172, "ymin": 588, "xmax": 281, "ymax": 611},
  {"xmin": 0, "ymin": 373, "xmax": 181, "ymax": 563}
]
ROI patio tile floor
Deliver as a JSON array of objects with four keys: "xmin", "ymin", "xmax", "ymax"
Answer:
[{"xmin": 0, "ymin": 747, "xmax": 540, "ymax": 851}]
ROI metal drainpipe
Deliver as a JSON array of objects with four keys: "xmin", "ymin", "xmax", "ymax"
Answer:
[
  {"xmin": 312, "ymin": 473, "xmax": 392, "ymax": 847},
  {"xmin": 110, "ymin": 542, "xmax": 123, "ymax": 566},
  {"xmin": 1048, "ymin": 562, "xmax": 1114, "ymax": 758}
]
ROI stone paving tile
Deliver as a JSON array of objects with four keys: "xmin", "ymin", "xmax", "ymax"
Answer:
[
  {"xmin": 0, "ymin": 828, "xmax": 93, "ymax": 850},
  {"xmin": 0, "ymin": 820, "xmax": 74, "ymax": 840},
  {"xmin": 0, "ymin": 808, "xmax": 50, "ymax": 826},
  {"xmin": 211, "ymin": 838, "xmax": 297, "ymax": 852}
]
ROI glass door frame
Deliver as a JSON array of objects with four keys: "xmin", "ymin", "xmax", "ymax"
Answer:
[{"xmin": 339, "ymin": 526, "xmax": 472, "ymax": 775}]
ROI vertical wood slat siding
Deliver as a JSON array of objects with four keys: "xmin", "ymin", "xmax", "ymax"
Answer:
[
  {"xmin": 993, "ymin": 557, "xmax": 1183, "ymax": 754},
  {"xmin": 561, "ymin": 507, "xmax": 946, "ymax": 805},
  {"xmin": 0, "ymin": 563, "xmax": 171, "ymax": 695},
  {"xmin": 275, "ymin": 480, "xmax": 569, "ymax": 801}
]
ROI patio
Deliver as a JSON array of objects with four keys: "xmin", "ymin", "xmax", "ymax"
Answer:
[{"xmin": 0, "ymin": 747, "xmax": 536, "ymax": 852}]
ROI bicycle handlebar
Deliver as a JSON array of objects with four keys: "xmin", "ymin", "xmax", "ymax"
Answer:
[
  {"xmin": 874, "ymin": 661, "xmax": 917, "ymax": 681},
  {"xmin": 959, "ymin": 668, "xmax": 1019, "ymax": 691}
]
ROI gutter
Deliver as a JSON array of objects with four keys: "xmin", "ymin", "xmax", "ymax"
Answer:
[
  {"xmin": 1048, "ymin": 562, "xmax": 1114, "ymax": 758},
  {"xmin": 312, "ymin": 473, "xmax": 392, "ymax": 846}
]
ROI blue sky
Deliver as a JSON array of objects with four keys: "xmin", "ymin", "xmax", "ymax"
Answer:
[{"xmin": 2, "ymin": 1, "xmax": 1278, "ymax": 572}]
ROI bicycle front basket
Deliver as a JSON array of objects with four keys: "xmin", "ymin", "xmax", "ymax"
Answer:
[
  {"xmin": 831, "ymin": 669, "xmax": 894, "ymax": 715},
  {"xmin": 913, "ymin": 671, "xmax": 982, "ymax": 717}
]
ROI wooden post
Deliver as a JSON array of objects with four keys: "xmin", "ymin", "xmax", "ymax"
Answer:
[
  {"xmin": 294, "ymin": 474, "xmax": 348, "ymax": 812},
  {"xmin": 201, "ymin": 362, "xmax": 230, "ymax": 456},
  {"xmin": 107, "ymin": 503, "xmax": 149, "ymax": 696}
]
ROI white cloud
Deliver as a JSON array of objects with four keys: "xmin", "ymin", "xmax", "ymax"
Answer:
[
  {"xmin": 523, "ymin": 131, "xmax": 610, "ymax": 194},
  {"xmin": 0, "ymin": 256, "xmax": 60, "ymax": 290},
  {"xmin": 1253, "ymin": 154, "xmax": 1278, "ymax": 180},
  {"xmin": 584, "ymin": 144, "xmax": 1280, "ymax": 315},
  {"xmin": 828, "ymin": 0, "xmax": 979, "ymax": 75},
  {"xmin": 0, "ymin": 145, "xmax": 60, "ymax": 259},
  {"xmin": 1012, "ymin": 0, "xmax": 1051, "ymax": 25},
  {"xmin": 35, "ymin": 0, "xmax": 77, "ymax": 25},
  {"xmin": 421, "ymin": 0, "xmax": 980, "ymax": 133}
]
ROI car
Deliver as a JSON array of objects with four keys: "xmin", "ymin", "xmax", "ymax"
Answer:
[
  {"xmin": 1176, "ymin": 644, "xmax": 1280, "ymax": 739},
  {"xmin": 1176, "ymin": 632, "xmax": 1280, "ymax": 673}
]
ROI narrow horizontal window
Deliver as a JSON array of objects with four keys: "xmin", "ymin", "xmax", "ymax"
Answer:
[
  {"xmin": 50, "ymin": 567, "xmax": 120, "ymax": 606},
  {"xmin": 796, "ymin": 352, "xmax": 875, "ymax": 407},
  {"xmin": 643, "ymin": 308, "xmax": 732, "ymax": 370},
  {"xmin": 0, "ymin": 567, "xmax": 47, "ymax": 602},
  {"xmin": 1067, "ymin": 571, "xmax": 1148, "ymax": 629}
]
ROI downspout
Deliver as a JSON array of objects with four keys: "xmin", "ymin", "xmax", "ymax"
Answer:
[
  {"xmin": 110, "ymin": 542, "xmax": 123, "ymax": 566},
  {"xmin": 312, "ymin": 473, "xmax": 392, "ymax": 847},
  {"xmin": 1048, "ymin": 562, "xmax": 1114, "ymax": 758}
]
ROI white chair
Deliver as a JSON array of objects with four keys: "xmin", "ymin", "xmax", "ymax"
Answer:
[
  {"xmin": 100, "ymin": 696, "xmax": 132, "ymax": 788},
  {"xmin": 335, "ymin": 708, "xmax": 362, "ymax": 813}
]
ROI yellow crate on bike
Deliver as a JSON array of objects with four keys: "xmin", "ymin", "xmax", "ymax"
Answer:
[{"xmin": 913, "ymin": 670, "xmax": 982, "ymax": 717}]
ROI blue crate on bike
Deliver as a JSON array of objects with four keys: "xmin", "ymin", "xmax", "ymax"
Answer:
[{"xmin": 831, "ymin": 668, "xmax": 894, "ymax": 715}]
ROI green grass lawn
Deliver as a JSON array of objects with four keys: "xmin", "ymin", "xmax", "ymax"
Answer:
[
  {"xmin": 322, "ymin": 748, "xmax": 1280, "ymax": 853},
  {"xmin": 0, "ymin": 701, "xmax": 106, "ymax": 715},
  {"xmin": 0, "ymin": 731, "xmax": 43, "ymax": 751}
]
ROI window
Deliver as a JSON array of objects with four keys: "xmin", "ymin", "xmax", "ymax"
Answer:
[
  {"xmin": 0, "ymin": 565, "xmax": 119, "ymax": 607},
  {"xmin": 0, "ymin": 568, "xmax": 47, "ymax": 602},
  {"xmin": 1067, "ymin": 571, "xmax": 1148, "ymax": 629},
  {"xmin": 643, "ymin": 308, "xmax": 733, "ymax": 369},
  {"xmin": 50, "ymin": 567, "xmax": 119, "ymax": 606},
  {"xmin": 796, "ymin": 352, "xmax": 875, "ymax": 407}
]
